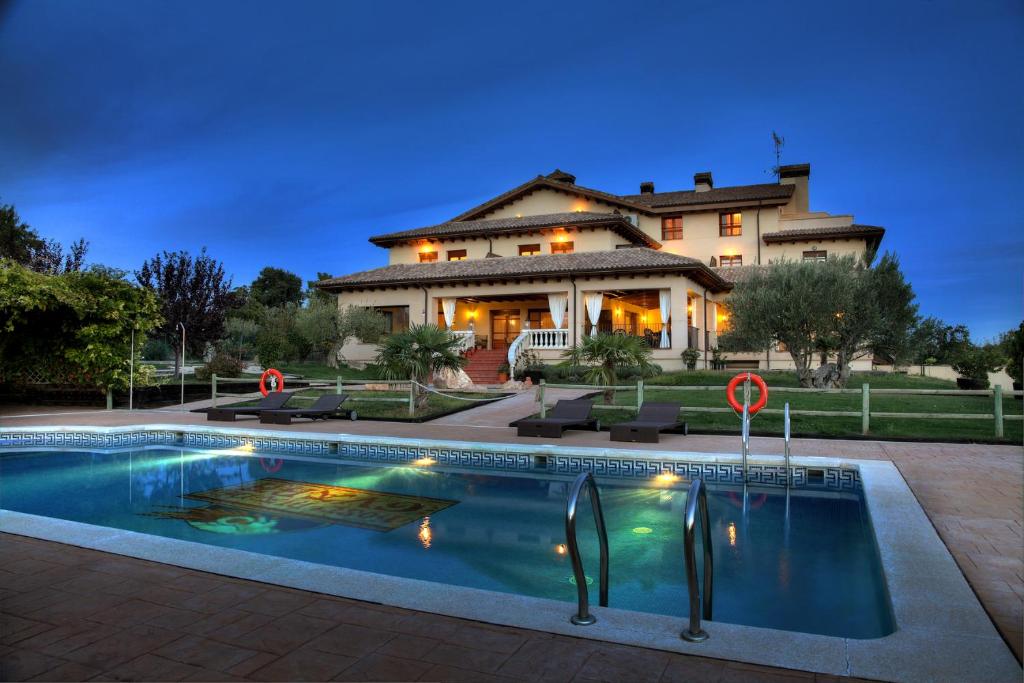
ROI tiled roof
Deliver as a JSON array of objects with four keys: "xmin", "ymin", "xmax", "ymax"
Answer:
[
  {"xmin": 712, "ymin": 264, "xmax": 769, "ymax": 284},
  {"xmin": 622, "ymin": 183, "xmax": 794, "ymax": 208},
  {"xmin": 761, "ymin": 224, "xmax": 885, "ymax": 245},
  {"xmin": 449, "ymin": 174, "xmax": 655, "ymax": 222},
  {"xmin": 317, "ymin": 248, "xmax": 730, "ymax": 292},
  {"xmin": 368, "ymin": 212, "xmax": 659, "ymax": 247}
]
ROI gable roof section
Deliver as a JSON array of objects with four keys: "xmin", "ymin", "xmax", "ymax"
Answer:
[
  {"xmin": 761, "ymin": 224, "xmax": 884, "ymax": 250},
  {"xmin": 449, "ymin": 173, "xmax": 656, "ymax": 222},
  {"xmin": 317, "ymin": 248, "xmax": 730, "ymax": 293},
  {"xmin": 621, "ymin": 183, "xmax": 794, "ymax": 208},
  {"xmin": 368, "ymin": 212, "xmax": 661, "ymax": 248}
]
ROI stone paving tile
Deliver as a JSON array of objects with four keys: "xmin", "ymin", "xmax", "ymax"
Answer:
[
  {"xmin": 0, "ymin": 649, "xmax": 69, "ymax": 681},
  {"xmin": 62, "ymin": 623, "xmax": 182, "ymax": 670},
  {"xmin": 154, "ymin": 633, "xmax": 262, "ymax": 672},
  {"xmin": 332, "ymin": 651, "xmax": 433, "ymax": 681},
  {"xmin": 574, "ymin": 642, "xmax": 672, "ymax": 682},
  {"xmin": 306, "ymin": 622, "xmax": 397, "ymax": 658},
  {"xmin": 25, "ymin": 660, "xmax": 103, "ymax": 682},
  {"xmin": 421, "ymin": 641, "xmax": 512, "ymax": 674},
  {"xmin": 246, "ymin": 646, "xmax": 357, "ymax": 682},
  {"xmin": 222, "ymin": 611, "xmax": 334, "ymax": 656}
]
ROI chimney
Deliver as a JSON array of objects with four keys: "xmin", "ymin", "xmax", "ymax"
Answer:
[
  {"xmin": 639, "ymin": 181, "xmax": 655, "ymax": 194},
  {"xmin": 545, "ymin": 169, "xmax": 576, "ymax": 184},
  {"xmin": 778, "ymin": 163, "xmax": 810, "ymax": 213},
  {"xmin": 694, "ymin": 172, "xmax": 713, "ymax": 192}
]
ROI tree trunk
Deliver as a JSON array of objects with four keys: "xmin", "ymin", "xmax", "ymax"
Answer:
[
  {"xmin": 836, "ymin": 349, "xmax": 853, "ymax": 387},
  {"xmin": 790, "ymin": 351, "xmax": 813, "ymax": 387}
]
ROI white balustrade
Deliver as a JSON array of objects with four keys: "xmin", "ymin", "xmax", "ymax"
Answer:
[
  {"xmin": 526, "ymin": 328, "xmax": 569, "ymax": 349},
  {"xmin": 450, "ymin": 330, "xmax": 475, "ymax": 353}
]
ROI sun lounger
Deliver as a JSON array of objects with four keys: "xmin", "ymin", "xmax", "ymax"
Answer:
[
  {"xmin": 259, "ymin": 394, "xmax": 351, "ymax": 425},
  {"xmin": 609, "ymin": 402, "xmax": 687, "ymax": 443},
  {"xmin": 516, "ymin": 399, "xmax": 599, "ymax": 438},
  {"xmin": 206, "ymin": 391, "xmax": 294, "ymax": 421}
]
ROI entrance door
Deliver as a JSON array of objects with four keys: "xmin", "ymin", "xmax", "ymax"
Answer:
[{"xmin": 491, "ymin": 310, "xmax": 521, "ymax": 349}]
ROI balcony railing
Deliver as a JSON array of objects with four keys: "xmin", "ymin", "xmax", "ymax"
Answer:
[
  {"xmin": 450, "ymin": 330, "xmax": 476, "ymax": 353},
  {"xmin": 525, "ymin": 328, "xmax": 569, "ymax": 349}
]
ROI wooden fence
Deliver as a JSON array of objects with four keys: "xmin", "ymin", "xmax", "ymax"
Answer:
[{"xmin": 536, "ymin": 380, "xmax": 1023, "ymax": 438}]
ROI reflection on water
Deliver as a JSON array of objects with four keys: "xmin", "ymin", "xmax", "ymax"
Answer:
[{"xmin": 0, "ymin": 448, "xmax": 893, "ymax": 638}]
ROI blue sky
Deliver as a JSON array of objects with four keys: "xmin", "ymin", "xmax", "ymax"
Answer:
[{"xmin": 1, "ymin": 0, "xmax": 1021, "ymax": 340}]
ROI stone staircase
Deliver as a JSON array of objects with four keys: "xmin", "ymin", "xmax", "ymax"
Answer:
[{"xmin": 463, "ymin": 348, "xmax": 507, "ymax": 385}]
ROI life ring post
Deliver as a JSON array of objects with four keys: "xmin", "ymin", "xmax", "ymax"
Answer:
[
  {"xmin": 726, "ymin": 372, "xmax": 768, "ymax": 416},
  {"xmin": 259, "ymin": 369, "xmax": 285, "ymax": 397}
]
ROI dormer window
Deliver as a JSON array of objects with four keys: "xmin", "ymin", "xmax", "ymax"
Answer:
[
  {"xmin": 419, "ymin": 251, "xmax": 438, "ymax": 263},
  {"xmin": 720, "ymin": 212, "xmax": 742, "ymax": 237},
  {"xmin": 519, "ymin": 244, "xmax": 541, "ymax": 256},
  {"xmin": 661, "ymin": 216, "xmax": 683, "ymax": 240},
  {"xmin": 719, "ymin": 254, "xmax": 743, "ymax": 267},
  {"xmin": 447, "ymin": 249, "xmax": 467, "ymax": 261},
  {"xmin": 550, "ymin": 241, "xmax": 574, "ymax": 254}
]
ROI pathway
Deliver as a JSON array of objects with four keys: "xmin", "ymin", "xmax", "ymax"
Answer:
[
  {"xmin": 0, "ymin": 533, "xmax": 867, "ymax": 682},
  {"xmin": 429, "ymin": 386, "xmax": 591, "ymax": 427}
]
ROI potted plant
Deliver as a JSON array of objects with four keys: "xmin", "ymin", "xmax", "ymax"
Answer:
[
  {"xmin": 681, "ymin": 347, "xmax": 700, "ymax": 371},
  {"xmin": 497, "ymin": 361, "xmax": 510, "ymax": 383},
  {"xmin": 711, "ymin": 347, "xmax": 725, "ymax": 370}
]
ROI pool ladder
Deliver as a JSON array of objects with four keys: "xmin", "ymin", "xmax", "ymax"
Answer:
[
  {"xmin": 564, "ymin": 471, "xmax": 609, "ymax": 625},
  {"xmin": 784, "ymin": 402, "xmax": 791, "ymax": 487},
  {"xmin": 565, "ymin": 472, "xmax": 715, "ymax": 642},
  {"xmin": 681, "ymin": 478, "xmax": 714, "ymax": 641}
]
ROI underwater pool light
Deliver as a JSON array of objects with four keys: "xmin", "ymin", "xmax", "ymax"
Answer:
[
  {"xmin": 632, "ymin": 526, "xmax": 654, "ymax": 535},
  {"xmin": 412, "ymin": 457, "xmax": 436, "ymax": 466},
  {"xmin": 654, "ymin": 472, "xmax": 679, "ymax": 486}
]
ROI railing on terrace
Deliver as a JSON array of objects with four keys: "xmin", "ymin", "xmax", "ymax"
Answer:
[
  {"xmin": 450, "ymin": 329, "xmax": 475, "ymax": 353},
  {"xmin": 535, "ymin": 379, "xmax": 1024, "ymax": 437},
  {"xmin": 508, "ymin": 328, "xmax": 570, "ymax": 373}
]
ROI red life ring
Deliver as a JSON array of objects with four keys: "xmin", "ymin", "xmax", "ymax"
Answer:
[
  {"xmin": 726, "ymin": 372, "xmax": 768, "ymax": 415},
  {"xmin": 728, "ymin": 490, "xmax": 769, "ymax": 510},
  {"xmin": 259, "ymin": 458, "xmax": 283, "ymax": 473},
  {"xmin": 259, "ymin": 368, "xmax": 284, "ymax": 397}
]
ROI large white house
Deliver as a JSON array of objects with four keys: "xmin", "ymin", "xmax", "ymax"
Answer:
[{"xmin": 317, "ymin": 164, "xmax": 884, "ymax": 380}]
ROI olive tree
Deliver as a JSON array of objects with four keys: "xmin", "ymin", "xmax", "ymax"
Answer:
[{"xmin": 720, "ymin": 253, "xmax": 918, "ymax": 387}]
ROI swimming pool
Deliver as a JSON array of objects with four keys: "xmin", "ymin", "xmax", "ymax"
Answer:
[{"xmin": 0, "ymin": 444, "xmax": 893, "ymax": 639}]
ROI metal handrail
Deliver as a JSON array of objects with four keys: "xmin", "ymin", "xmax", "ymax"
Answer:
[
  {"xmin": 681, "ymin": 478, "xmax": 714, "ymax": 642},
  {"xmin": 740, "ymin": 402, "xmax": 750, "ymax": 481},
  {"xmin": 565, "ymin": 471, "xmax": 609, "ymax": 625},
  {"xmin": 783, "ymin": 402, "xmax": 791, "ymax": 487}
]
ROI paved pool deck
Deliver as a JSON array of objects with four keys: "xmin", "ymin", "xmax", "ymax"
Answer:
[{"xmin": 1, "ymin": 403, "xmax": 1022, "ymax": 676}]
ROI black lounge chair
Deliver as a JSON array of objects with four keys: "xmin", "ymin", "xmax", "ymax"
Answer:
[
  {"xmin": 517, "ymin": 399, "xmax": 599, "ymax": 438},
  {"xmin": 259, "ymin": 393, "xmax": 351, "ymax": 425},
  {"xmin": 609, "ymin": 402, "xmax": 687, "ymax": 443},
  {"xmin": 206, "ymin": 391, "xmax": 294, "ymax": 421}
]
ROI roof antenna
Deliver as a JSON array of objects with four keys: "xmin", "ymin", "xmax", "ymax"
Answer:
[{"xmin": 769, "ymin": 131, "xmax": 785, "ymax": 180}]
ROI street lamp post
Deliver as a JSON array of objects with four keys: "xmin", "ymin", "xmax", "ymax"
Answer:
[
  {"xmin": 129, "ymin": 327, "xmax": 135, "ymax": 411},
  {"xmin": 177, "ymin": 322, "xmax": 186, "ymax": 410}
]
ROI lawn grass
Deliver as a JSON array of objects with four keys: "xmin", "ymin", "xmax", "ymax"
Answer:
[
  {"xmin": 231, "ymin": 386, "xmax": 508, "ymax": 421},
  {"xmin": 543, "ymin": 370, "xmax": 1023, "ymax": 443},
  {"xmin": 244, "ymin": 362, "xmax": 378, "ymax": 380}
]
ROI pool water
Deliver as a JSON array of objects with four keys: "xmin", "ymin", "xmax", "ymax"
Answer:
[{"xmin": 0, "ymin": 448, "xmax": 894, "ymax": 638}]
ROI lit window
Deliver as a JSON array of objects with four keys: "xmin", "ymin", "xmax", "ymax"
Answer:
[
  {"xmin": 719, "ymin": 254, "xmax": 743, "ymax": 267},
  {"xmin": 720, "ymin": 212, "xmax": 742, "ymax": 237},
  {"xmin": 419, "ymin": 251, "xmax": 437, "ymax": 263},
  {"xmin": 519, "ymin": 244, "xmax": 541, "ymax": 256},
  {"xmin": 802, "ymin": 249, "xmax": 827, "ymax": 262},
  {"xmin": 550, "ymin": 241, "xmax": 574, "ymax": 254},
  {"xmin": 661, "ymin": 216, "xmax": 683, "ymax": 240},
  {"xmin": 447, "ymin": 249, "xmax": 467, "ymax": 261}
]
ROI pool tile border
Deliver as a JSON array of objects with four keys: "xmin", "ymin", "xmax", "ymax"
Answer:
[{"xmin": 0, "ymin": 424, "xmax": 859, "ymax": 489}]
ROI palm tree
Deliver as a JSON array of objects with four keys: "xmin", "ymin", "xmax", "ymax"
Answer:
[
  {"xmin": 563, "ymin": 333, "xmax": 653, "ymax": 404},
  {"xmin": 375, "ymin": 324, "xmax": 467, "ymax": 408}
]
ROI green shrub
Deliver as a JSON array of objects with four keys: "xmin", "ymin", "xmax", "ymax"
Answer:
[
  {"xmin": 255, "ymin": 325, "xmax": 291, "ymax": 369},
  {"xmin": 195, "ymin": 352, "xmax": 245, "ymax": 381},
  {"xmin": 142, "ymin": 338, "xmax": 173, "ymax": 361},
  {"xmin": 951, "ymin": 345, "xmax": 1000, "ymax": 388},
  {"xmin": 681, "ymin": 348, "xmax": 700, "ymax": 370}
]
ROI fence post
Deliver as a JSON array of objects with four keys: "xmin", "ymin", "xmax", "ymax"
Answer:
[
  {"xmin": 994, "ymin": 385, "xmax": 1003, "ymax": 438},
  {"xmin": 539, "ymin": 379, "xmax": 547, "ymax": 418},
  {"xmin": 211, "ymin": 374, "xmax": 218, "ymax": 408},
  {"xmin": 408, "ymin": 380, "xmax": 416, "ymax": 417},
  {"xmin": 106, "ymin": 388, "xmax": 113, "ymax": 410},
  {"xmin": 861, "ymin": 383, "xmax": 870, "ymax": 435},
  {"xmin": 637, "ymin": 379, "xmax": 644, "ymax": 413},
  {"xmin": 336, "ymin": 376, "xmax": 342, "ymax": 395}
]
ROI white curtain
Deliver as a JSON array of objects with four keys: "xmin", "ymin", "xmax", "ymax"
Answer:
[
  {"xmin": 441, "ymin": 297, "xmax": 457, "ymax": 329},
  {"xmin": 584, "ymin": 292, "xmax": 604, "ymax": 336},
  {"xmin": 548, "ymin": 292, "xmax": 568, "ymax": 329},
  {"xmin": 659, "ymin": 289, "xmax": 671, "ymax": 348}
]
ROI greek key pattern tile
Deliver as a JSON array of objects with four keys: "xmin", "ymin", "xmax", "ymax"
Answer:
[
  {"xmin": 338, "ymin": 443, "xmax": 531, "ymax": 470},
  {"xmin": 0, "ymin": 430, "xmax": 177, "ymax": 449},
  {"xmin": 548, "ymin": 455, "xmax": 858, "ymax": 491},
  {"xmin": 180, "ymin": 432, "xmax": 330, "ymax": 454}
]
